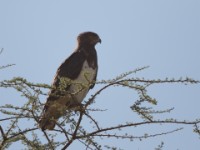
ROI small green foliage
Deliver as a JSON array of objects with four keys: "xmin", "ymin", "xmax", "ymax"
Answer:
[{"xmin": 0, "ymin": 65, "xmax": 200, "ymax": 149}]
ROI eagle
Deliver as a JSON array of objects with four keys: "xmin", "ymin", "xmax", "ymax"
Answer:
[{"xmin": 39, "ymin": 32, "xmax": 101, "ymax": 130}]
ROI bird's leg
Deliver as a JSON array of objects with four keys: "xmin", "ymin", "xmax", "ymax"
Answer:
[{"xmin": 73, "ymin": 103, "xmax": 85, "ymax": 113}]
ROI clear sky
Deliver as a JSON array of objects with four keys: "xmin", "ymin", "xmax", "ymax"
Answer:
[{"xmin": 0, "ymin": 0, "xmax": 200, "ymax": 149}]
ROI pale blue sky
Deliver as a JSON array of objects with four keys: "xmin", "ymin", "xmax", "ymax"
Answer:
[{"xmin": 0, "ymin": 0, "xmax": 200, "ymax": 149}]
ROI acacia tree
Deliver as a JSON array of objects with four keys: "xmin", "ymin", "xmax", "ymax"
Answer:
[{"xmin": 0, "ymin": 52, "xmax": 200, "ymax": 149}]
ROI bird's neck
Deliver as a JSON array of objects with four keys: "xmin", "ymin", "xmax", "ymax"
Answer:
[{"xmin": 76, "ymin": 46, "xmax": 97, "ymax": 69}]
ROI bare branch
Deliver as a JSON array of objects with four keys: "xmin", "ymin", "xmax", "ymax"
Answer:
[{"xmin": 0, "ymin": 67, "xmax": 199, "ymax": 149}]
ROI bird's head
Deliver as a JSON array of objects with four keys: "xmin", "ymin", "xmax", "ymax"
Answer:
[{"xmin": 77, "ymin": 32, "xmax": 101, "ymax": 47}]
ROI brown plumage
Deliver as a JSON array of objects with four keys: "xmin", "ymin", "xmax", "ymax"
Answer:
[{"xmin": 39, "ymin": 32, "xmax": 101, "ymax": 130}]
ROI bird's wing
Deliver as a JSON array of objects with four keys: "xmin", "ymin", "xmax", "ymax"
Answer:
[
  {"xmin": 39, "ymin": 51, "xmax": 87, "ymax": 130},
  {"xmin": 47, "ymin": 50, "xmax": 86, "ymax": 102},
  {"xmin": 56, "ymin": 51, "xmax": 86, "ymax": 80}
]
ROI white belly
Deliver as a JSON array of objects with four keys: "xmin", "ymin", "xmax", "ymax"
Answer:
[{"xmin": 69, "ymin": 61, "xmax": 96, "ymax": 103}]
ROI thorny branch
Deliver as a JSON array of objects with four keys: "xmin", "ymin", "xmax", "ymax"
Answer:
[
  {"xmin": 0, "ymin": 66, "xmax": 200, "ymax": 149},
  {"xmin": 84, "ymin": 127, "xmax": 183, "ymax": 140},
  {"xmin": 61, "ymin": 111, "xmax": 84, "ymax": 149}
]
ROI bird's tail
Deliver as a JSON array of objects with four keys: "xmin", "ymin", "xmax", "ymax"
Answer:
[
  {"xmin": 39, "ymin": 112, "xmax": 57, "ymax": 130},
  {"xmin": 39, "ymin": 101, "xmax": 68, "ymax": 130},
  {"xmin": 39, "ymin": 95, "xmax": 74, "ymax": 130}
]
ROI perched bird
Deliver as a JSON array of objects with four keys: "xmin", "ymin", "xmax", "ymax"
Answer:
[{"xmin": 39, "ymin": 32, "xmax": 101, "ymax": 130}]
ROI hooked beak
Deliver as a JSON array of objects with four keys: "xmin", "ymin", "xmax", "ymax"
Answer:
[{"xmin": 98, "ymin": 38, "xmax": 102, "ymax": 44}]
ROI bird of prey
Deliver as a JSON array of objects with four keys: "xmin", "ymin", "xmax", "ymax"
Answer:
[{"xmin": 39, "ymin": 32, "xmax": 101, "ymax": 130}]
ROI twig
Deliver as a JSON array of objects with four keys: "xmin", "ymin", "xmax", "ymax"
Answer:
[
  {"xmin": 9, "ymin": 127, "xmax": 38, "ymax": 139},
  {"xmin": 61, "ymin": 111, "xmax": 84, "ymax": 150},
  {"xmin": 43, "ymin": 130, "xmax": 55, "ymax": 150},
  {"xmin": 0, "ymin": 125, "xmax": 7, "ymax": 148},
  {"xmin": 90, "ymin": 128, "xmax": 183, "ymax": 140},
  {"xmin": 84, "ymin": 111, "xmax": 100, "ymax": 130},
  {"xmin": 77, "ymin": 120, "xmax": 200, "ymax": 139},
  {"xmin": 55, "ymin": 122, "xmax": 70, "ymax": 141}
]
